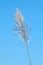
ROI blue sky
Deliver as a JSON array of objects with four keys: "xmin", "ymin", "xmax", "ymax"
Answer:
[{"xmin": 0, "ymin": 0, "xmax": 43, "ymax": 65}]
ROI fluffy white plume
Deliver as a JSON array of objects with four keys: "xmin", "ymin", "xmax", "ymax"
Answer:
[{"xmin": 15, "ymin": 8, "xmax": 31, "ymax": 44}]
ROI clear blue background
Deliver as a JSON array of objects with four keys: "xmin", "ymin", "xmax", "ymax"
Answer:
[{"xmin": 0, "ymin": 0, "xmax": 43, "ymax": 65}]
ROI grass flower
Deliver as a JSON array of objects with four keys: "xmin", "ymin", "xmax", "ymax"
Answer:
[{"xmin": 14, "ymin": 8, "xmax": 32, "ymax": 65}]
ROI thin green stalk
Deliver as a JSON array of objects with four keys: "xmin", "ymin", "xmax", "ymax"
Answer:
[{"xmin": 26, "ymin": 44, "xmax": 32, "ymax": 65}]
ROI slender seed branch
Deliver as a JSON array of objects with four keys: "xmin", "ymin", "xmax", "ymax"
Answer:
[{"xmin": 26, "ymin": 44, "xmax": 32, "ymax": 65}]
